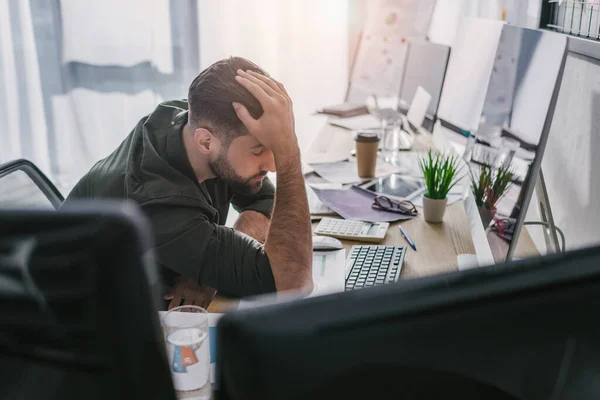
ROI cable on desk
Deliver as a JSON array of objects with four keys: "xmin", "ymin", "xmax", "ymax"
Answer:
[{"xmin": 524, "ymin": 221, "xmax": 566, "ymax": 253}]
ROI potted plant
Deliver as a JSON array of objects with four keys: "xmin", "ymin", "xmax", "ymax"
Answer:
[
  {"xmin": 418, "ymin": 150, "xmax": 462, "ymax": 223},
  {"xmin": 470, "ymin": 163, "xmax": 515, "ymax": 227}
]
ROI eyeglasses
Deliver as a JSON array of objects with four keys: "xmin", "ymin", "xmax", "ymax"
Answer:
[
  {"xmin": 491, "ymin": 217, "xmax": 515, "ymax": 240},
  {"xmin": 372, "ymin": 195, "xmax": 418, "ymax": 216}
]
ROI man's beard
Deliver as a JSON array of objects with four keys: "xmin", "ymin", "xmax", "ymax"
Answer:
[{"xmin": 209, "ymin": 153, "xmax": 266, "ymax": 195}]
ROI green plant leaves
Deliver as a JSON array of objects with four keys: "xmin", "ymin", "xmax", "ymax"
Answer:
[
  {"xmin": 418, "ymin": 150, "xmax": 462, "ymax": 200},
  {"xmin": 470, "ymin": 162, "xmax": 515, "ymax": 210}
]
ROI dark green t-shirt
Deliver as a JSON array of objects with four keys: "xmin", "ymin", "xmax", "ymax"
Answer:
[{"xmin": 63, "ymin": 100, "xmax": 276, "ymax": 297}]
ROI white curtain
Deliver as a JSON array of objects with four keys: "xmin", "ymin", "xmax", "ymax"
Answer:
[
  {"xmin": 197, "ymin": 0, "xmax": 349, "ymax": 154},
  {"xmin": 1, "ymin": 0, "xmax": 196, "ymax": 195},
  {"xmin": 0, "ymin": 0, "xmax": 51, "ymax": 175}
]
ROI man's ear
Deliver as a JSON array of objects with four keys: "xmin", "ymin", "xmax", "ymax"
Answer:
[{"xmin": 193, "ymin": 128, "xmax": 220, "ymax": 155}]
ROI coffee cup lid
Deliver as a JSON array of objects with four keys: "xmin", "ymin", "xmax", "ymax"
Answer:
[{"xmin": 354, "ymin": 129, "xmax": 380, "ymax": 142}]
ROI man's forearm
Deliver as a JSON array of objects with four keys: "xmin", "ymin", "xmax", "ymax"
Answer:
[
  {"xmin": 234, "ymin": 210, "xmax": 270, "ymax": 243},
  {"xmin": 231, "ymin": 68, "xmax": 311, "ymax": 293},
  {"xmin": 263, "ymin": 149, "xmax": 312, "ymax": 293}
]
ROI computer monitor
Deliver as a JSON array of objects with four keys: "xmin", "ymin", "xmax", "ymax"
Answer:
[
  {"xmin": 436, "ymin": 17, "xmax": 506, "ymax": 132},
  {"xmin": 216, "ymin": 244, "xmax": 600, "ymax": 400},
  {"xmin": 0, "ymin": 202, "xmax": 176, "ymax": 399},
  {"xmin": 437, "ymin": 24, "xmax": 567, "ymax": 264},
  {"xmin": 470, "ymin": 26, "xmax": 567, "ymax": 264},
  {"xmin": 398, "ymin": 39, "xmax": 450, "ymax": 119}
]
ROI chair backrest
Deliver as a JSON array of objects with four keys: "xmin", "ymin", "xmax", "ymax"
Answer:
[
  {"xmin": 0, "ymin": 159, "xmax": 64, "ymax": 210},
  {"xmin": 0, "ymin": 202, "xmax": 176, "ymax": 399}
]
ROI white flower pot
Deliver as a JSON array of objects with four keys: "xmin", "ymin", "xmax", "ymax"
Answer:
[{"xmin": 423, "ymin": 196, "xmax": 448, "ymax": 223}]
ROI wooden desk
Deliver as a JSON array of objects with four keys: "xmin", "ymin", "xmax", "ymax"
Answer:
[
  {"xmin": 208, "ymin": 122, "xmax": 539, "ymax": 313},
  {"xmin": 209, "ymin": 202, "xmax": 475, "ymax": 313},
  {"xmin": 330, "ymin": 203, "xmax": 475, "ymax": 279}
]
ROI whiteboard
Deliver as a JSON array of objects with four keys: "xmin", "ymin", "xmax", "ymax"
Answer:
[{"xmin": 346, "ymin": 0, "xmax": 436, "ymax": 103}]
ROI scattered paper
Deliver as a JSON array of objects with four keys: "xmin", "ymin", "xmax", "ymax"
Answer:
[
  {"xmin": 311, "ymin": 160, "xmax": 402, "ymax": 185},
  {"xmin": 307, "ymin": 182, "xmax": 343, "ymax": 215},
  {"xmin": 309, "ymin": 249, "xmax": 346, "ymax": 296},
  {"xmin": 312, "ymin": 186, "xmax": 416, "ymax": 223},
  {"xmin": 328, "ymin": 114, "xmax": 381, "ymax": 131},
  {"xmin": 304, "ymin": 127, "xmax": 355, "ymax": 164}
]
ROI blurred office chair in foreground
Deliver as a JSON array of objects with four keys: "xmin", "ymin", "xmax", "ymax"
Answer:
[
  {"xmin": 217, "ymin": 245, "xmax": 600, "ymax": 400},
  {"xmin": 0, "ymin": 202, "xmax": 176, "ymax": 399},
  {"xmin": 0, "ymin": 159, "xmax": 64, "ymax": 210}
]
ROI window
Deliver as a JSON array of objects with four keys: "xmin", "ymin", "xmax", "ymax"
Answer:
[{"xmin": 542, "ymin": 0, "xmax": 600, "ymax": 40}]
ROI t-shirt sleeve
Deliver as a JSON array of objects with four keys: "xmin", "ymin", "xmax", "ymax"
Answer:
[
  {"xmin": 143, "ymin": 203, "xmax": 276, "ymax": 297},
  {"xmin": 230, "ymin": 177, "xmax": 275, "ymax": 218}
]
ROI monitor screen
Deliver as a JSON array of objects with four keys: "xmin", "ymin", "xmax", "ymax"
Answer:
[
  {"xmin": 436, "ymin": 18, "xmax": 505, "ymax": 131},
  {"xmin": 398, "ymin": 40, "xmax": 450, "ymax": 117},
  {"xmin": 217, "ymin": 244, "xmax": 600, "ymax": 400},
  {"xmin": 466, "ymin": 26, "xmax": 567, "ymax": 263}
]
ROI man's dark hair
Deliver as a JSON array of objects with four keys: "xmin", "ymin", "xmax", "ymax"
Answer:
[{"xmin": 188, "ymin": 56, "xmax": 268, "ymax": 146}]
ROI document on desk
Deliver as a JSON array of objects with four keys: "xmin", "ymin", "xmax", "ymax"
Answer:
[
  {"xmin": 158, "ymin": 311, "xmax": 223, "ymax": 384},
  {"xmin": 311, "ymin": 160, "xmax": 402, "ymax": 185},
  {"xmin": 305, "ymin": 126, "xmax": 355, "ymax": 165},
  {"xmin": 309, "ymin": 249, "xmax": 346, "ymax": 296},
  {"xmin": 328, "ymin": 114, "xmax": 381, "ymax": 131},
  {"xmin": 307, "ymin": 182, "xmax": 342, "ymax": 215},
  {"xmin": 312, "ymin": 186, "xmax": 417, "ymax": 223}
]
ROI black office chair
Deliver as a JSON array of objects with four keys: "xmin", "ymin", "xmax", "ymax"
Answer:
[
  {"xmin": 0, "ymin": 202, "xmax": 176, "ymax": 399},
  {"xmin": 0, "ymin": 159, "xmax": 64, "ymax": 210}
]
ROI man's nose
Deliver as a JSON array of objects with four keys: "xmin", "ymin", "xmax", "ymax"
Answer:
[{"xmin": 262, "ymin": 149, "xmax": 276, "ymax": 173}]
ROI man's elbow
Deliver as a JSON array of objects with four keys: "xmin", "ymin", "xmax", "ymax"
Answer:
[{"xmin": 274, "ymin": 269, "xmax": 313, "ymax": 296}]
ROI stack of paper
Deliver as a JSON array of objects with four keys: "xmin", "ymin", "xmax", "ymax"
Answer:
[
  {"xmin": 307, "ymin": 182, "xmax": 343, "ymax": 215},
  {"xmin": 311, "ymin": 160, "xmax": 402, "ymax": 185},
  {"xmin": 311, "ymin": 186, "xmax": 417, "ymax": 223},
  {"xmin": 328, "ymin": 114, "xmax": 381, "ymax": 131}
]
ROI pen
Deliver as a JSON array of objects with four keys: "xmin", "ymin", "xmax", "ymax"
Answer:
[{"xmin": 399, "ymin": 226, "xmax": 417, "ymax": 251}]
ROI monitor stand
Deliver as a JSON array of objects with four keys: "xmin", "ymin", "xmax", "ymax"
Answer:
[
  {"xmin": 457, "ymin": 254, "xmax": 480, "ymax": 271},
  {"xmin": 535, "ymin": 169, "xmax": 561, "ymax": 253},
  {"xmin": 457, "ymin": 167, "xmax": 560, "ymax": 269}
]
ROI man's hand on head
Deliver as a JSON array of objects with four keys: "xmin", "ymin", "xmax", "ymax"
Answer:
[
  {"xmin": 232, "ymin": 70, "xmax": 298, "ymax": 159},
  {"xmin": 164, "ymin": 276, "xmax": 217, "ymax": 310}
]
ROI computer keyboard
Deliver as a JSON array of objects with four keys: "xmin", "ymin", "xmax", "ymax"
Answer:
[{"xmin": 345, "ymin": 245, "xmax": 406, "ymax": 290}]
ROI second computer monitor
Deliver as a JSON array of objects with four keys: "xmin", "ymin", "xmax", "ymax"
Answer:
[
  {"xmin": 466, "ymin": 25, "xmax": 567, "ymax": 263},
  {"xmin": 398, "ymin": 39, "xmax": 450, "ymax": 118}
]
